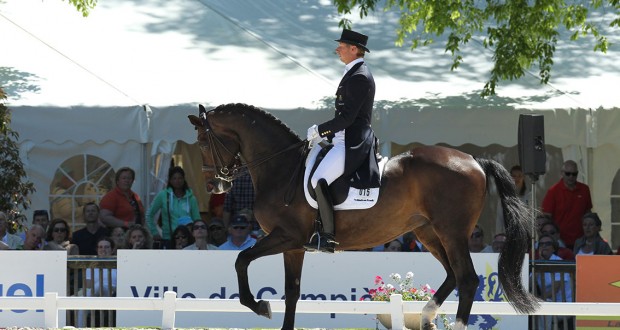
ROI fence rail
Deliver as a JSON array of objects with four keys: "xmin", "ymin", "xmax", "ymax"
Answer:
[{"xmin": 1, "ymin": 292, "xmax": 619, "ymax": 329}]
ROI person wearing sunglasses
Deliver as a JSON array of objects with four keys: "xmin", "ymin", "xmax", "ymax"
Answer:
[
  {"xmin": 171, "ymin": 225, "xmax": 193, "ymax": 249},
  {"xmin": 207, "ymin": 218, "xmax": 227, "ymax": 247},
  {"xmin": 183, "ymin": 220, "xmax": 218, "ymax": 250},
  {"xmin": 541, "ymin": 160, "xmax": 592, "ymax": 250},
  {"xmin": 539, "ymin": 221, "xmax": 574, "ymax": 260},
  {"xmin": 218, "ymin": 214, "xmax": 256, "ymax": 251},
  {"xmin": 533, "ymin": 234, "xmax": 573, "ymax": 329},
  {"xmin": 468, "ymin": 224, "xmax": 493, "ymax": 253},
  {"xmin": 43, "ymin": 218, "xmax": 79, "ymax": 254}
]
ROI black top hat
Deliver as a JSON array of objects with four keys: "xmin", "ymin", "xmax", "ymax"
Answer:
[{"xmin": 335, "ymin": 29, "xmax": 370, "ymax": 53}]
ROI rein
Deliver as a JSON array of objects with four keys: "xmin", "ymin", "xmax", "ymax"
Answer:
[{"xmin": 198, "ymin": 110, "xmax": 307, "ymax": 187}]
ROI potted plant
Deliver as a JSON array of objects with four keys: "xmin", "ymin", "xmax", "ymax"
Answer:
[{"xmin": 363, "ymin": 272, "xmax": 450, "ymax": 329}]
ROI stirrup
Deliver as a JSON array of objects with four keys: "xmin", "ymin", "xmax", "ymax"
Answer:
[
  {"xmin": 303, "ymin": 231, "xmax": 339, "ymax": 253},
  {"xmin": 304, "ymin": 231, "xmax": 321, "ymax": 252}
]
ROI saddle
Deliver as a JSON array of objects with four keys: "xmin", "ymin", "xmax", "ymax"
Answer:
[{"xmin": 303, "ymin": 139, "xmax": 385, "ymax": 210}]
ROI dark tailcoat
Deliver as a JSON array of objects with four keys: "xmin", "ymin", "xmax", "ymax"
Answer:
[{"xmin": 317, "ymin": 61, "xmax": 379, "ymax": 188}]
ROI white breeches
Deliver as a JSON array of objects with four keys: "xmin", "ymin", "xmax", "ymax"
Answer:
[{"xmin": 311, "ymin": 133, "xmax": 345, "ymax": 188}]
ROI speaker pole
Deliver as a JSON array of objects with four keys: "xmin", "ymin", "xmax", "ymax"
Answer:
[{"xmin": 529, "ymin": 173, "xmax": 539, "ymax": 296}]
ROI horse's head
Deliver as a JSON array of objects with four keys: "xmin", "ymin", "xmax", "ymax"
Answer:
[{"xmin": 188, "ymin": 104, "xmax": 242, "ymax": 194}]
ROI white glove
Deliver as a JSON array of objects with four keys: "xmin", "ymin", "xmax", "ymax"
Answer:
[{"xmin": 307, "ymin": 124, "xmax": 319, "ymax": 140}]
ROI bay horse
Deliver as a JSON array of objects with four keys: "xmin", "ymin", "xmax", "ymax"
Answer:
[{"xmin": 188, "ymin": 103, "xmax": 538, "ymax": 330}]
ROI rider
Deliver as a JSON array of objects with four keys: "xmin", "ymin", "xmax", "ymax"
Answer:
[{"xmin": 304, "ymin": 29, "xmax": 376, "ymax": 253}]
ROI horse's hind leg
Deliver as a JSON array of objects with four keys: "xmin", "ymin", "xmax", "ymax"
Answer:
[
  {"xmin": 415, "ymin": 224, "xmax": 457, "ymax": 330},
  {"xmin": 445, "ymin": 239, "xmax": 479, "ymax": 329}
]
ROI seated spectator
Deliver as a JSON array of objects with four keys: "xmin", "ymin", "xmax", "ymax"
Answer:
[
  {"xmin": 18, "ymin": 225, "xmax": 45, "ymax": 250},
  {"xmin": 100, "ymin": 167, "xmax": 145, "ymax": 229},
  {"xmin": 0, "ymin": 211, "xmax": 23, "ymax": 249},
  {"xmin": 171, "ymin": 225, "xmax": 193, "ymax": 249},
  {"xmin": 207, "ymin": 218, "xmax": 227, "ymax": 247},
  {"xmin": 123, "ymin": 224, "xmax": 153, "ymax": 249},
  {"xmin": 218, "ymin": 214, "xmax": 256, "ymax": 251},
  {"xmin": 383, "ymin": 240, "xmax": 403, "ymax": 252},
  {"xmin": 78, "ymin": 237, "xmax": 117, "ymax": 327},
  {"xmin": 110, "ymin": 226, "xmax": 126, "ymax": 254},
  {"xmin": 21, "ymin": 209, "xmax": 51, "ymax": 248},
  {"xmin": 573, "ymin": 212, "xmax": 613, "ymax": 255},
  {"xmin": 402, "ymin": 231, "xmax": 426, "ymax": 252},
  {"xmin": 535, "ymin": 214, "xmax": 552, "ymax": 238},
  {"xmin": 71, "ymin": 203, "xmax": 109, "ymax": 255},
  {"xmin": 43, "ymin": 218, "xmax": 79, "ymax": 255},
  {"xmin": 468, "ymin": 225, "xmax": 493, "ymax": 253},
  {"xmin": 87, "ymin": 237, "xmax": 117, "ymax": 296},
  {"xmin": 184, "ymin": 220, "xmax": 218, "ymax": 250},
  {"xmin": 491, "ymin": 233, "xmax": 507, "ymax": 253},
  {"xmin": 534, "ymin": 234, "xmax": 573, "ymax": 329},
  {"xmin": 540, "ymin": 222, "xmax": 574, "ymax": 260},
  {"xmin": 32, "ymin": 209, "xmax": 50, "ymax": 231}
]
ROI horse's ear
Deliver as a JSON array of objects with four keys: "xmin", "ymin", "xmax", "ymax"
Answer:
[
  {"xmin": 188, "ymin": 115, "xmax": 202, "ymax": 128},
  {"xmin": 199, "ymin": 104, "xmax": 206, "ymax": 114}
]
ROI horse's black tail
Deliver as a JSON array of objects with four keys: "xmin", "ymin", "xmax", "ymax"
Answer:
[{"xmin": 475, "ymin": 158, "xmax": 540, "ymax": 314}]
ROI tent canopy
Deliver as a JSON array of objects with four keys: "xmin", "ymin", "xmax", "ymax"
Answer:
[{"xmin": 2, "ymin": 0, "xmax": 620, "ymax": 245}]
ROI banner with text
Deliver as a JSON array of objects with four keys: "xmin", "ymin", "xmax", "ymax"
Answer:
[
  {"xmin": 117, "ymin": 250, "xmax": 527, "ymax": 329},
  {"xmin": 0, "ymin": 251, "xmax": 66, "ymax": 327}
]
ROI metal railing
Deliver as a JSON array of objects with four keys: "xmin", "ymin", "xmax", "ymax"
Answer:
[
  {"xmin": 531, "ymin": 261, "xmax": 576, "ymax": 330},
  {"xmin": 67, "ymin": 257, "xmax": 117, "ymax": 327}
]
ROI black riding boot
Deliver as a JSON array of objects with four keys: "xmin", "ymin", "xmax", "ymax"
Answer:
[{"xmin": 304, "ymin": 178, "xmax": 337, "ymax": 253}]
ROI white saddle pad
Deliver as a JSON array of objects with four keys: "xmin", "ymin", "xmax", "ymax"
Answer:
[{"xmin": 303, "ymin": 138, "xmax": 387, "ymax": 210}]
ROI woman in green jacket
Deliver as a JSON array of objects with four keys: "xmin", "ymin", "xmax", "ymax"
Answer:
[{"xmin": 147, "ymin": 166, "xmax": 201, "ymax": 248}]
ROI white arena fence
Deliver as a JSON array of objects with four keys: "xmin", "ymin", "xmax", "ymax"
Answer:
[{"xmin": 1, "ymin": 292, "xmax": 619, "ymax": 329}]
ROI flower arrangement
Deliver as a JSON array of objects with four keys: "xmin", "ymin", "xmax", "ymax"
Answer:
[
  {"xmin": 366, "ymin": 272, "xmax": 435, "ymax": 302},
  {"xmin": 364, "ymin": 272, "xmax": 452, "ymax": 329}
]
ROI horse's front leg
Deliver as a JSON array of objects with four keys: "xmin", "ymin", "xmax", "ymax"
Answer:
[
  {"xmin": 282, "ymin": 250, "xmax": 305, "ymax": 330},
  {"xmin": 235, "ymin": 248, "xmax": 271, "ymax": 318},
  {"xmin": 234, "ymin": 227, "xmax": 303, "ymax": 327}
]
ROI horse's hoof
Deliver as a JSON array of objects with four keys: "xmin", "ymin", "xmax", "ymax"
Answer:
[
  {"xmin": 257, "ymin": 299, "xmax": 272, "ymax": 319},
  {"xmin": 422, "ymin": 321, "xmax": 437, "ymax": 330}
]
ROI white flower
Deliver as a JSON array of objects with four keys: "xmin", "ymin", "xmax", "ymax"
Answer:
[
  {"xmin": 391, "ymin": 273, "xmax": 402, "ymax": 281},
  {"xmin": 386, "ymin": 284, "xmax": 394, "ymax": 290},
  {"xmin": 406, "ymin": 272, "xmax": 414, "ymax": 279}
]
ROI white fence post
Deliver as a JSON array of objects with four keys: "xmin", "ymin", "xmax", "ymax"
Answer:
[
  {"xmin": 389, "ymin": 294, "xmax": 405, "ymax": 329},
  {"xmin": 44, "ymin": 292, "xmax": 58, "ymax": 328},
  {"xmin": 161, "ymin": 291, "xmax": 177, "ymax": 329}
]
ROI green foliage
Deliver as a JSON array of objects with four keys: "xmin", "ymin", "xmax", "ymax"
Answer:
[
  {"xmin": 65, "ymin": 0, "xmax": 97, "ymax": 17},
  {"xmin": 334, "ymin": 0, "xmax": 619, "ymax": 97},
  {"xmin": 0, "ymin": 88, "xmax": 36, "ymax": 232}
]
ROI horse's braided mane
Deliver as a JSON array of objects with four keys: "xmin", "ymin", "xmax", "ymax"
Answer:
[{"xmin": 213, "ymin": 103, "xmax": 299, "ymax": 138}]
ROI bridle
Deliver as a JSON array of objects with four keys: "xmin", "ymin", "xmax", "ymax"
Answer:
[{"xmin": 198, "ymin": 110, "xmax": 307, "ymax": 183}]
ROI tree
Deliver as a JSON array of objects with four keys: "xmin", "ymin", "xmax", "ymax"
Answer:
[
  {"xmin": 0, "ymin": 88, "xmax": 36, "ymax": 232},
  {"xmin": 64, "ymin": 0, "xmax": 97, "ymax": 17},
  {"xmin": 335, "ymin": 0, "xmax": 619, "ymax": 96}
]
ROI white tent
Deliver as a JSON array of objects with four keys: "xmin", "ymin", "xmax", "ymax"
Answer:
[{"xmin": 2, "ymin": 0, "xmax": 620, "ymax": 246}]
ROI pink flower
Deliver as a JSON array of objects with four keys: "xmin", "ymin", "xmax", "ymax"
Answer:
[{"xmin": 374, "ymin": 276, "xmax": 383, "ymax": 285}]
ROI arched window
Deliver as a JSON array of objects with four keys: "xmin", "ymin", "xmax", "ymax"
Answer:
[{"xmin": 49, "ymin": 155, "xmax": 115, "ymax": 230}]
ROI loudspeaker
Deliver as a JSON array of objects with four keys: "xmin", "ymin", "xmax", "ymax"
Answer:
[{"xmin": 518, "ymin": 114, "xmax": 546, "ymax": 175}]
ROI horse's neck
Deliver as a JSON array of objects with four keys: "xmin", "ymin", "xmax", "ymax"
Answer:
[{"xmin": 237, "ymin": 129, "xmax": 299, "ymax": 188}]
